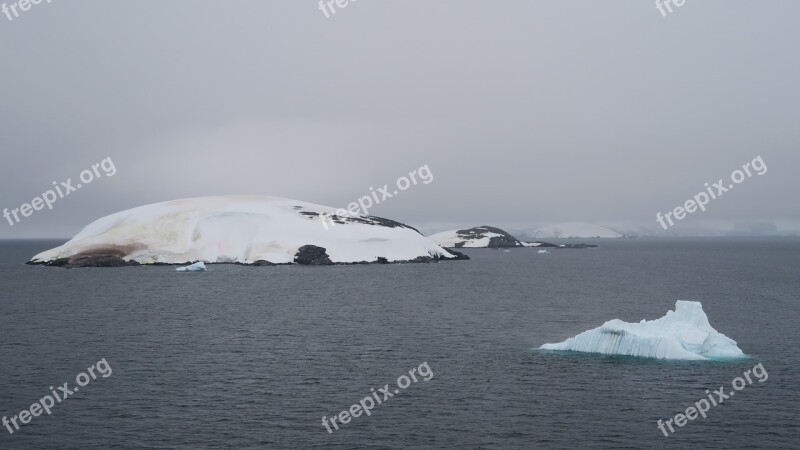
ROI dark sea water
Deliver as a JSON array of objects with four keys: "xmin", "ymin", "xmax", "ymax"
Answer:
[{"xmin": 0, "ymin": 238, "xmax": 798, "ymax": 449}]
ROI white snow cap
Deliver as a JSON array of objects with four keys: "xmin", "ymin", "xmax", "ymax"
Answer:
[
  {"xmin": 540, "ymin": 301, "xmax": 747, "ymax": 360},
  {"xmin": 31, "ymin": 195, "xmax": 458, "ymax": 265}
]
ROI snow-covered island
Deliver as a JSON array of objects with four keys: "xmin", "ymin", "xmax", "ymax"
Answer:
[
  {"xmin": 28, "ymin": 196, "xmax": 469, "ymax": 268},
  {"xmin": 429, "ymin": 226, "xmax": 597, "ymax": 249},
  {"xmin": 429, "ymin": 226, "xmax": 542, "ymax": 248},
  {"xmin": 540, "ymin": 301, "xmax": 747, "ymax": 361}
]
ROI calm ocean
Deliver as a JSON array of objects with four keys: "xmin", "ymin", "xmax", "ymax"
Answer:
[{"xmin": 0, "ymin": 238, "xmax": 797, "ymax": 448}]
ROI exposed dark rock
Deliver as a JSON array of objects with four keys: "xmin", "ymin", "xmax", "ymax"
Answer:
[
  {"xmin": 557, "ymin": 243, "xmax": 599, "ymax": 249},
  {"xmin": 300, "ymin": 209, "xmax": 422, "ymax": 234},
  {"xmin": 527, "ymin": 241, "xmax": 558, "ymax": 248},
  {"xmin": 294, "ymin": 245, "xmax": 333, "ymax": 265},
  {"xmin": 406, "ymin": 256, "xmax": 436, "ymax": 263},
  {"xmin": 359, "ymin": 216, "xmax": 421, "ymax": 233},
  {"xmin": 444, "ymin": 249, "xmax": 470, "ymax": 260},
  {"xmin": 252, "ymin": 260, "xmax": 276, "ymax": 266},
  {"xmin": 399, "ymin": 249, "xmax": 470, "ymax": 264},
  {"xmin": 26, "ymin": 245, "xmax": 143, "ymax": 268}
]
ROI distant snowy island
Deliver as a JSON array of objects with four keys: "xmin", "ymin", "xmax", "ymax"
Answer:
[
  {"xmin": 429, "ymin": 226, "xmax": 597, "ymax": 249},
  {"xmin": 28, "ymin": 196, "xmax": 468, "ymax": 268},
  {"xmin": 531, "ymin": 222, "xmax": 622, "ymax": 239}
]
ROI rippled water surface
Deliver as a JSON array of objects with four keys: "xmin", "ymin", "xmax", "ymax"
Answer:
[{"xmin": 1, "ymin": 238, "xmax": 798, "ymax": 448}]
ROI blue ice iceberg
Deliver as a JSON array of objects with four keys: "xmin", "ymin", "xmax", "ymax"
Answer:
[
  {"xmin": 175, "ymin": 261, "xmax": 207, "ymax": 272},
  {"xmin": 540, "ymin": 301, "xmax": 747, "ymax": 360}
]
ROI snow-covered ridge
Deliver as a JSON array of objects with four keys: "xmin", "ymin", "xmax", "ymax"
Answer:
[
  {"xmin": 540, "ymin": 301, "xmax": 747, "ymax": 360},
  {"xmin": 429, "ymin": 226, "xmax": 546, "ymax": 248},
  {"xmin": 429, "ymin": 226, "xmax": 519, "ymax": 248},
  {"xmin": 29, "ymin": 196, "xmax": 466, "ymax": 267}
]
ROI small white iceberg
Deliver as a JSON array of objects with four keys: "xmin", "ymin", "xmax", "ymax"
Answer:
[
  {"xmin": 537, "ymin": 249, "xmax": 550, "ymax": 254},
  {"xmin": 175, "ymin": 261, "xmax": 207, "ymax": 272},
  {"xmin": 539, "ymin": 301, "xmax": 747, "ymax": 360}
]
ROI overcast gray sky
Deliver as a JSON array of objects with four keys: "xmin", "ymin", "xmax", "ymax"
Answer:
[{"xmin": 1, "ymin": 1, "xmax": 798, "ymax": 238}]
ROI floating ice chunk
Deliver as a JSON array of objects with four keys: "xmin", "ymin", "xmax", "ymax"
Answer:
[
  {"xmin": 540, "ymin": 301, "xmax": 747, "ymax": 360},
  {"xmin": 176, "ymin": 261, "xmax": 207, "ymax": 272}
]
